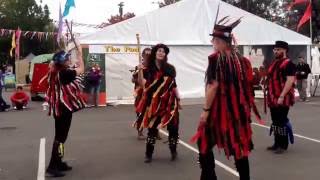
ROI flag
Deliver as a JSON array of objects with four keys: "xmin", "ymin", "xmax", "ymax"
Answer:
[
  {"xmin": 10, "ymin": 31, "xmax": 16, "ymax": 58},
  {"xmin": 297, "ymin": 2, "xmax": 312, "ymax": 31},
  {"xmin": 15, "ymin": 28, "xmax": 22, "ymax": 59},
  {"xmin": 63, "ymin": 0, "xmax": 75, "ymax": 17},
  {"xmin": 288, "ymin": 0, "xmax": 308, "ymax": 10},
  {"xmin": 57, "ymin": 3, "xmax": 63, "ymax": 43}
]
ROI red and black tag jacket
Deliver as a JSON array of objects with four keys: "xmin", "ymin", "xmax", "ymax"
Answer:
[
  {"xmin": 136, "ymin": 64, "xmax": 179, "ymax": 129},
  {"xmin": 267, "ymin": 58, "xmax": 296, "ymax": 107},
  {"xmin": 192, "ymin": 51, "xmax": 262, "ymax": 160},
  {"xmin": 46, "ymin": 68, "xmax": 86, "ymax": 117}
]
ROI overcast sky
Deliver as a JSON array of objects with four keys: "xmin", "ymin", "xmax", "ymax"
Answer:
[{"xmin": 37, "ymin": 0, "xmax": 160, "ymax": 25}]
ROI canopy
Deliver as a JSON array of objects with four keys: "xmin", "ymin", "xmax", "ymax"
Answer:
[{"xmin": 81, "ymin": 0, "xmax": 311, "ymax": 46}]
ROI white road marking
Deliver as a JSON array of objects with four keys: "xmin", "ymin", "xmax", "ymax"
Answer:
[
  {"xmin": 37, "ymin": 138, "xmax": 46, "ymax": 180},
  {"xmin": 159, "ymin": 129, "xmax": 239, "ymax": 177},
  {"xmin": 252, "ymin": 123, "xmax": 320, "ymax": 144}
]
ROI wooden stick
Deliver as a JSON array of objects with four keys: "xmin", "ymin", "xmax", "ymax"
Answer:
[
  {"xmin": 65, "ymin": 19, "xmax": 79, "ymax": 51},
  {"xmin": 136, "ymin": 34, "xmax": 142, "ymax": 64}
]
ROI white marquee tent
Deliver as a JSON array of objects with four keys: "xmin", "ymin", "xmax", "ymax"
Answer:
[{"xmin": 80, "ymin": 0, "xmax": 311, "ymax": 102}]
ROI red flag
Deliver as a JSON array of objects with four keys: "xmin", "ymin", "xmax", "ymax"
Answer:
[
  {"xmin": 297, "ymin": 3, "xmax": 312, "ymax": 31},
  {"xmin": 288, "ymin": 0, "xmax": 308, "ymax": 10}
]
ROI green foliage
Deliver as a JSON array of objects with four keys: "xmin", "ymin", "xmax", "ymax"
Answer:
[
  {"xmin": 222, "ymin": 0, "xmax": 311, "ymax": 40},
  {"xmin": 0, "ymin": 0, "xmax": 55, "ymax": 65},
  {"xmin": 159, "ymin": 0, "xmax": 181, "ymax": 8},
  {"xmin": 312, "ymin": 0, "xmax": 320, "ymax": 43}
]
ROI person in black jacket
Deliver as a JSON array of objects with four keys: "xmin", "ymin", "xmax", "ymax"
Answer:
[{"xmin": 296, "ymin": 57, "xmax": 311, "ymax": 101}]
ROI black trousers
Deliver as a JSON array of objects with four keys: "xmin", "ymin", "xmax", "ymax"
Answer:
[
  {"xmin": 48, "ymin": 106, "xmax": 73, "ymax": 168},
  {"xmin": 145, "ymin": 117, "xmax": 179, "ymax": 158},
  {"xmin": 197, "ymin": 128, "xmax": 250, "ymax": 180},
  {"xmin": 270, "ymin": 106, "xmax": 289, "ymax": 149}
]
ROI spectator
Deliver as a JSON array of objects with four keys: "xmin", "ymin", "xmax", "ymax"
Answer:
[
  {"xmin": 10, "ymin": 86, "xmax": 29, "ymax": 110},
  {"xmin": 87, "ymin": 64, "xmax": 102, "ymax": 107},
  {"xmin": 0, "ymin": 69, "xmax": 10, "ymax": 111},
  {"xmin": 296, "ymin": 57, "xmax": 311, "ymax": 101}
]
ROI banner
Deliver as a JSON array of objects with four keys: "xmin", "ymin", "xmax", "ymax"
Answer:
[{"xmin": 89, "ymin": 45, "xmax": 139, "ymax": 54}]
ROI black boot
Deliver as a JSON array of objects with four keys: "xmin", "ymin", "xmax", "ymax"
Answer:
[
  {"xmin": 58, "ymin": 162, "xmax": 72, "ymax": 171},
  {"xmin": 47, "ymin": 141, "xmax": 65, "ymax": 177},
  {"xmin": 145, "ymin": 137, "xmax": 155, "ymax": 163},
  {"xmin": 46, "ymin": 168, "xmax": 65, "ymax": 177},
  {"xmin": 199, "ymin": 152, "xmax": 217, "ymax": 180},
  {"xmin": 266, "ymin": 144, "xmax": 278, "ymax": 151},
  {"xmin": 235, "ymin": 157, "xmax": 250, "ymax": 180},
  {"xmin": 169, "ymin": 137, "xmax": 178, "ymax": 161}
]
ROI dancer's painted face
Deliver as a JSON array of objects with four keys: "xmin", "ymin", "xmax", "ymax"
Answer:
[
  {"xmin": 211, "ymin": 37, "xmax": 228, "ymax": 52},
  {"xmin": 156, "ymin": 48, "xmax": 166, "ymax": 61}
]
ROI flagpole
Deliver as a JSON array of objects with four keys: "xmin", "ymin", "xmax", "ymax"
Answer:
[
  {"xmin": 308, "ymin": 0, "xmax": 313, "ymax": 98},
  {"xmin": 310, "ymin": 0, "xmax": 312, "ymax": 44},
  {"xmin": 65, "ymin": 19, "xmax": 79, "ymax": 51}
]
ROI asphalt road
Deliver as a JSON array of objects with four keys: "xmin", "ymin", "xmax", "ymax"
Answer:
[{"xmin": 0, "ymin": 95, "xmax": 320, "ymax": 180}]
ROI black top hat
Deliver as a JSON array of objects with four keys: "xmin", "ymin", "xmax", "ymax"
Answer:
[
  {"xmin": 210, "ymin": 16, "xmax": 242, "ymax": 43},
  {"xmin": 274, "ymin": 41, "xmax": 289, "ymax": 50}
]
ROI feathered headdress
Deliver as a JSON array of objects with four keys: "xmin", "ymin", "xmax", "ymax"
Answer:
[{"xmin": 210, "ymin": 16, "xmax": 242, "ymax": 44}]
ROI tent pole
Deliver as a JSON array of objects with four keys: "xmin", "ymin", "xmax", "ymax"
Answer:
[{"xmin": 310, "ymin": 0, "xmax": 313, "ymax": 44}]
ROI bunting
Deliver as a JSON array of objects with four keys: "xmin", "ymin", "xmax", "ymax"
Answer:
[{"xmin": 0, "ymin": 28, "xmax": 61, "ymax": 41}]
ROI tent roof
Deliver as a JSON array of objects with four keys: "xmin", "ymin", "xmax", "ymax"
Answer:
[{"xmin": 81, "ymin": 0, "xmax": 311, "ymax": 46}]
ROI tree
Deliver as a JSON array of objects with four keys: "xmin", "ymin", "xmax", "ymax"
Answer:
[
  {"xmin": 222, "ymin": 0, "xmax": 280, "ymax": 22},
  {"xmin": 99, "ymin": 2, "xmax": 136, "ymax": 28},
  {"xmin": 155, "ymin": 0, "xmax": 181, "ymax": 8},
  {"xmin": 312, "ymin": 0, "xmax": 320, "ymax": 43},
  {"xmin": 222, "ymin": 0, "xmax": 310, "ymax": 38},
  {"xmin": 0, "ymin": 0, "xmax": 54, "ymax": 66},
  {"xmin": 99, "ymin": 12, "xmax": 136, "ymax": 28},
  {"xmin": 108, "ymin": 12, "xmax": 136, "ymax": 25}
]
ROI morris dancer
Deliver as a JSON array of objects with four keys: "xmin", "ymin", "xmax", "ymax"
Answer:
[
  {"xmin": 46, "ymin": 44, "xmax": 85, "ymax": 177},
  {"xmin": 192, "ymin": 17, "xmax": 262, "ymax": 180},
  {"xmin": 266, "ymin": 41, "xmax": 296, "ymax": 154},
  {"xmin": 136, "ymin": 44, "xmax": 181, "ymax": 163},
  {"xmin": 132, "ymin": 47, "xmax": 151, "ymax": 139}
]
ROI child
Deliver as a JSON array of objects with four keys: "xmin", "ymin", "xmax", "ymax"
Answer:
[{"xmin": 10, "ymin": 86, "xmax": 29, "ymax": 110}]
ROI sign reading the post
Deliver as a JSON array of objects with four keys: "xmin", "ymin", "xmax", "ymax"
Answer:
[{"xmin": 89, "ymin": 45, "xmax": 139, "ymax": 54}]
